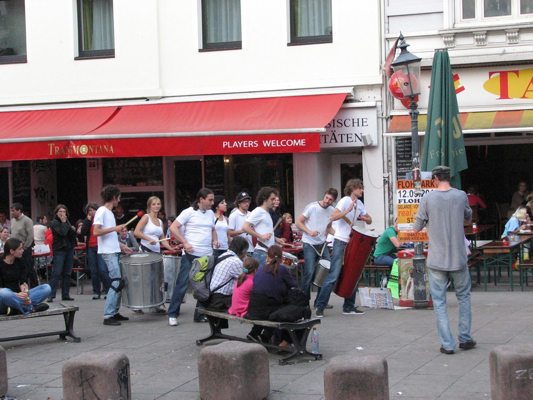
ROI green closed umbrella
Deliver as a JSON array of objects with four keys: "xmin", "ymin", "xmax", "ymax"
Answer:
[{"xmin": 422, "ymin": 49, "xmax": 468, "ymax": 188}]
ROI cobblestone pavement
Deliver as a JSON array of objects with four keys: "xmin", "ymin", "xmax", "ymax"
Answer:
[{"xmin": 1, "ymin": 282, "xmax": 532, "ymax": 399}]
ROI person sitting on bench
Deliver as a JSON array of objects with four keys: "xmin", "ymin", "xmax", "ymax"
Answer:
[
  {"xmin": 0, "ymin": 238, "xmax": 51, "ymax": 315},
  {"xmin": 245, "ymin": 245, "xmax": 297, "ymax": 347},
  {"xmin": 208, "ymin": 236, "xmax": 249, "ymax": 311}
]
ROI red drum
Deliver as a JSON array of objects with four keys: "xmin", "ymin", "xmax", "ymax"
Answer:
[{"xmin": 334, "ymin": 226, "xmax": 378, "ymax": 298}]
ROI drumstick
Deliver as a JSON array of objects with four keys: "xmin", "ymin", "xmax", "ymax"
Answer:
[
  {"xmin": 156, "ymin": 236, "xmax": 175, "ymax": 243},
  {"xmin": 124, "ymin": 211, "xmax": 144, "ymax": 227}
]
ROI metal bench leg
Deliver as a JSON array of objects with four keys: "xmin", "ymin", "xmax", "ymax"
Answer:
[
  {"xmin": 278, "ymin": 327, "xmax": 323, "ymax": 365},
  {"xmin": 61, "ymin": 310, "xmax": 81, "ymax": 342}
]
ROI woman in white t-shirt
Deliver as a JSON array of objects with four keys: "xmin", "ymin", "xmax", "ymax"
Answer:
[
  {"xmin": 134, "ymin": 196, "xmax": 176, "ymax": 314},
  {"xmin": 213, "ymin": 195, "xmax": 230, "ymax": 258}
]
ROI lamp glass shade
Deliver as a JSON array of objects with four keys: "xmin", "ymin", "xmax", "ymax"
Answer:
[{"xmin": 391, "ymin": 61, "xmax": 421, "ymax": 98}]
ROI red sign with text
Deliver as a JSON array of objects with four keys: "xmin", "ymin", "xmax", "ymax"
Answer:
[{"xmin": 0, "ymin": 133, "xmax": 320, "ymax": 161}]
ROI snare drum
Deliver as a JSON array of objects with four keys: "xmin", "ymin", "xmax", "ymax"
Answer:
[
  {"xmin": 282, "ymin": 251, "xmax": 298, "ymax": 269},
  {"xmin": 313, "ymin": 259, "xmax": 330, "ymax": 287}
]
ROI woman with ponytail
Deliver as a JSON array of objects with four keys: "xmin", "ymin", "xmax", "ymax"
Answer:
[
  {"xmin": 228, "ymin": 257, "xmax": 259, "ymax": 317},
  {"xmin": 245, "ymin": 245, "xmax": 297, "ymax": 343}
]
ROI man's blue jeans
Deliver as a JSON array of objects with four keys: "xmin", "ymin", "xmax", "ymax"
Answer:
[
  {"xmin": 427, "ymin": 267, "xmax": 473, "ymax": 351},
  {"xmin": 301, "ymin": 242, "xmax": 330, "ymax": 300},
  {"xmin": 49, "ymin": 249, "xmax": 74, "ymax": 299},
  {"xmin": 315, "ymin": 239, "xmax": 357, "ymax": 311},
  {"xmin": 102, "ymin": 253, "xmax": 122, "ymax": 319},
  {"xmin": 0, "ymin": 284, "xmax": 51, "ymax": 315},
  {"xmin": 87, "ymin": 246, "xmax": 110, "ymax": 295},
  {"xmin": 374, "ymin": 254, "xmax": 396, "ymax": 266},
  {"xmin": 168, "ymin": 253, "xmax": 203, "ymax": 321},
  {"xmin": 252, "ymin": 250, "xmax": 267, "ymax": 268}
]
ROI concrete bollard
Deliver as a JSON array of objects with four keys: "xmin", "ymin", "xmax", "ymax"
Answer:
[
  {"xmin": 0, "ymin": 345, "xmax": 7, "ymax": 397},
  {"xmin": 490, "ymin": 344, "xmax": 533, "ymax": 400},
  {"xmin": 198, "ymin": 341, "xmax": 269, "ymax": 400},
  {"xmin": 62, "ymin": 352, "xmax": 131, "ymax": 400},
  {"xmin": 324, "ymin": 354, "xmax": 389, "ymax": 400}
]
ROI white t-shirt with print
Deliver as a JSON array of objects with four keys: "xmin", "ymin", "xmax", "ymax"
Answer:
[
  {"xmin": 94, "ymin": 206, "xmax": 120, "ymax": 254},
  {"xmin": 228, "ymin": 209, "xmax": 254, "ymax": 253},
  {"xmin": 246, "ymin": 207, "xmax": 274, "ymax": 252},
  {"xmin": 333, "ymin": 196, "xmax": 366, "ymax": 243},
  {"xmin": 301, "ymin": 201, "xmax": 334, "ymax": 246},
  {"xmin": 177, "ymin": 207, "xmax": 215, "ymax": 257}
]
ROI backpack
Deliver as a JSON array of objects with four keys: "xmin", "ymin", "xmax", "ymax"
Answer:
[{"xmin": 189, "ymin": 254, "xmax": 232, "ymax": 302}]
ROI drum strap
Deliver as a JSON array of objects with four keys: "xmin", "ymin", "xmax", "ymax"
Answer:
[
  {"xmin": 311, "ymin": 242, "xmax": 328, "ymax": 259},
  {"xmin": 110, "ymin": 277, "xmax": 125, "ymax": 293}
]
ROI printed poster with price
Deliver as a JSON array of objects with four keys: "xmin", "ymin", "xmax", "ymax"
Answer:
[{"xmin": 396, "ymin": 179, "xmax": 437, "ymax": 242}]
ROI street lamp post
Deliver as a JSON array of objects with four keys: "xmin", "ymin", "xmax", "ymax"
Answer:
[{"xmin": 390, "ymin": 35, "xmax": 428, "ymax": 309}]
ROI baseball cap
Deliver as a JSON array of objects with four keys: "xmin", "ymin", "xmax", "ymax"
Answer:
[
  {"xmin": 235, "ymin": 192, "xmax": 251, "ymax": 203},
  {"xmin": 432, "ymin": 166, "xmax": 451, "ymax": 176}
]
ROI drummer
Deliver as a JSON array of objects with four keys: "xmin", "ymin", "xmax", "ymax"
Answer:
[
  {"xmin": 134, "ymin": 196, "xmax": 178, "ymax": 314},
  {"xmin": 314, "ymin": 179, "xmax": 372, "ymax": 318},
  {"xmin": 295, "ymin": 188, "xmax": 338, "ymax": 304}
]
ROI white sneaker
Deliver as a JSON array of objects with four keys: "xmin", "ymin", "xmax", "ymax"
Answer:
[{"xmin": 168, "ymin": 317, "xmax": 178, "ymax": 326}]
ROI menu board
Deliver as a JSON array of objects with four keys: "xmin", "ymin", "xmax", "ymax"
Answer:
[
  {"xmin": 103, "ymin": 157, "xmax": 163, "ymax": 187},
  {"xmin": 204, "ymin": 156, "xmax": 225, "ymax": 195},
  {"xmin": 396, "ymin": 138, "xmax": 412, "ymax": 180}
]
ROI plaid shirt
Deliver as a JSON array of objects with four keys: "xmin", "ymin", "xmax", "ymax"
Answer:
[{"xmin": 209, "ymin": 250, "xmax": 243, "ymax": 295}]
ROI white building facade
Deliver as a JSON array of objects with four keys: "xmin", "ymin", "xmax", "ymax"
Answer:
[{"xmin": 0, "ymin": 0, "xmax": 386, "ymax": 229}]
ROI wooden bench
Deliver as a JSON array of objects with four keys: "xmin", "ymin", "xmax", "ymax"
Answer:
[
  {"xmin": 0, "ymin": 303, "xmax": 81, "ymax": 343},
  {"xmin": 468, "ymin": 250, "xmax": 483, "ymax": 285},
  {"xmin": 196, "ymin": 308, "xmax": 322, "ymax": 365},
  {"xmin": 363, "ymin": 264, "xmax": 391, "ymax": 286}
]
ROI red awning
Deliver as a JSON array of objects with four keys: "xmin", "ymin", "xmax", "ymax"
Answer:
[{"xmin": 0, "ymin": 93, "xmax": 346, "ymax": 160}]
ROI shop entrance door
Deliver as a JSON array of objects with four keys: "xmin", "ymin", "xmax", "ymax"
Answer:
[
  {"xmin": 174, "ymin": 159, "xmax": 203, "ymax": 215},
  {"xmin": 331, "ymin": 153, "xmax": 363, "ymax": 198}
]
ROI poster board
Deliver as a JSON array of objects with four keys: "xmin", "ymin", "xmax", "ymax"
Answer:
[{"xmin": 396, "ymin": 179, "xmax": 436, "ymax": 242}]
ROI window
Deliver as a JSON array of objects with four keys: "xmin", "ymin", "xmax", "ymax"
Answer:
[
  {"xmin": 0, "ymin": 0, "xmax": 27, "ymax": 64},
  {"xmin": 460, "ymin": 0, "xmax": 532, "ymax": 21},
  {"xmin": 290, "ymin": 0, "xmax": 332, "ymax": 45},
  {"xmin": 77, "ymin": 0, "xmax": 114, "ymax": 59},
  {"xmin": 201, "ymin": 0, "xmax": 241, "ymax": 51}
]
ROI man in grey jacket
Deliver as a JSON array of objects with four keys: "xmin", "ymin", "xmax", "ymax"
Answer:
[{"xmin": 413, "ymin": 166, "xmax": 475, "ymax": 355}]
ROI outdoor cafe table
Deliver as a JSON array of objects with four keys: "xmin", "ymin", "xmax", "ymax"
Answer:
[
  {"xmin": 478, "ymin": 235, "xmax": 532, "ymax": 291},
  {"xmin": 464, "ymin": 224, "xmax": 495, "ymax": 249}
]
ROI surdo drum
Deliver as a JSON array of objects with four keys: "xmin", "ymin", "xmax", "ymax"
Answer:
[
  {"xmin": 120, "ymin": 253, "xmax": 165, "ymax": 309},
  {"xmin": 334, "ymin": 226, "xmax": 378, "ymax": 298}
]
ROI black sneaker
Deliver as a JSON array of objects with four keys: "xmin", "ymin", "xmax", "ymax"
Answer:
[
  {"xmin": 92, "ymin": 294, "xmax": 101, "ymax": 300},
  {"xmin": 31, "ymin": 303, "xmax": 49, "ymax": 313},
  {"xmin": 325, "ymin": 304, "xmax": 334, "ymax": 309},
  {"xmin": 114, "ymin": 313, "xmax": 129, "ymax": 321},
  {"xmin": 440, "ymin": 346, "xmax": 454, "ymax": 355},
  {"xmin": 62, "ymin": 297, "xmax": 75, "ymax": 301},
  {"xmin": 343, "ymin": 307, "xmax": 365, "ymax": 315},
  {"xmin": 103, "ymin": 317, "xmax": 121, "ymax": 326},
  {"xmin": 194, "ymin": 316, "xmax": 209, "ymax": 323},
  {"xmin": 459, "ymin": 340, "xmax": 476, "ymax": 350},
  {"xmin": 315, "ymin": 308, "xmax": 324, "ymax": 318}
]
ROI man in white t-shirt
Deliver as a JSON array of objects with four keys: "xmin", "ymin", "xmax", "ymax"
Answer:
[
  {"xmin": 93, "ymin": 186, "xmax": 134, "ymax": 326},
  {"xmin": 243, "ymin": 187, "xmax": 285, "ymax": 267},
  {"xmin": 296, "ymin": 188, "xmax": 338, "ymax": 302},
  {"xmin": 315, "ymin": 179, "xmax": 372, "ymax": 318},
  {"xmin": 228, "ymin": 192, "xmax": 254, "ymax": 256},
  {"xmin": 168, "ymin": 188, "xmax": 218, "ymax": 326}
]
